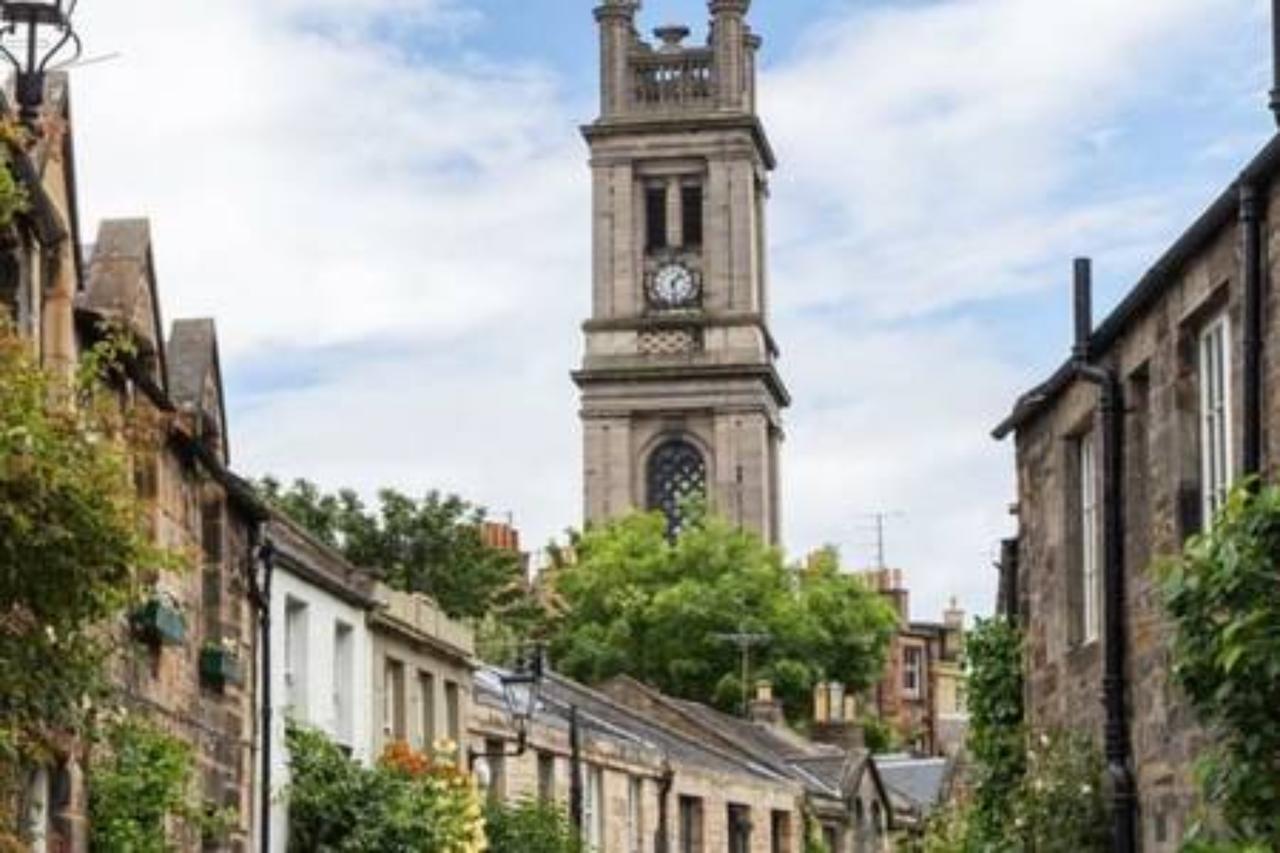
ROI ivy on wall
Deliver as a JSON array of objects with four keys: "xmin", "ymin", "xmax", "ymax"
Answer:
[
  {"xmin": 0, "ymin": 322, "xmax": 171, "ymax": 846},
  {"xmin": 917, "ymin": 619, "xmax": 1106, "ymax": 853}
]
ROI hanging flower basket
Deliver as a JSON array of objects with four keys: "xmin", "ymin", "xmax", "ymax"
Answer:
[
  {"xmin": 199, "ymin": 644, "xmax": 243, "ymax": 690},
  {"xmin": 130, "ymin": 598, "xmax": 186, "ymax": 647}
]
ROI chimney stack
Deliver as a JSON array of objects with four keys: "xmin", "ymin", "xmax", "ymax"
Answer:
[
  {"xmin": 1073, "ymin": 257, "xmax": 1093, "ymax": 360},
  {"xmin": 810, "ymin": 683, "xmax": 866, "ymax": 751},
  {"xmin": 748, "ymin": 680, "xmax": 785, "ymax": 726}
]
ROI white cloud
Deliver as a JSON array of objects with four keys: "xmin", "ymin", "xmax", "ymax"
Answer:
[
  {"xmin": 764, "ymin": 0, "xmax": 1264, "ymax": 618},
  {"xmin": 62, "ymin": 0, "xmax": 1270, "ymax": 623},
  {"xmin": 73, "ymin": 0, "xmax": 586, "ymax": 354},
  {"xmin": 765, "ymin": 0, "xmax": 1252, "ymax": 320}
]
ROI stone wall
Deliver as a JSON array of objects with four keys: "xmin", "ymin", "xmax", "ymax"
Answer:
[{"xmin": 1009, "ymin": 177, "xmax": 1280, "ymax": 850}]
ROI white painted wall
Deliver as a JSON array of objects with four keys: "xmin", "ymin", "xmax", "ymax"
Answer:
[{"xmin": 262, "ymin": 568, "xmax": 373, "ymax": 853}]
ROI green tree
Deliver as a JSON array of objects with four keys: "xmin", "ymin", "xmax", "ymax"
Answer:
[
  {"xmin": 1158, "ymin": 482, "xmax": 1280, "ymax": 848},
  {"xmin": 258, "ymin": 478, "xmax": 521, "ymax": 620},
  {"xmin": 547, "ymin": 509, "xmax": 896, "ymax": 717},
  {"xmin": 0, "ymin": 322, "xmax": 165, "ymax": 844}
]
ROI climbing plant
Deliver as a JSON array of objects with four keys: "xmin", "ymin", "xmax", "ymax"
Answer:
[
  {"xmin": 0, "ymin": 321, "xmax": 168, "ymax": 844},
  {"xmin": 1158, "ymin": 481, "xmax": 1280, "ymax": 848},
  {"xmin": 964, "ymin": 617, "xmax": 1025, "ymax": 846},
  {"xmin": 88, "ymin": 716, "xmax": 231, "ymax": 852}
]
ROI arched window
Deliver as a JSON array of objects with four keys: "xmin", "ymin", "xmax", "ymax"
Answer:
[{"xmin": 646, "ymin": 438, "xmax": 706, "ymax": 538}]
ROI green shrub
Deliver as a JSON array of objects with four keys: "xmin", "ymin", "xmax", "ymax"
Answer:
[
  {"xmin": 285, "ymin": 724, "xmax": 485, "ymax": 852},
  {"xmin": 88, "ymin": 717, "xmax": 224, "ymax": 852},
  {"xmin": 485, "ymin": 798, "xmax": 582, "ymax": 853},
  {"xmin": 1158, "ymin": 483, "xmax": 1280, "ymax": 849}
]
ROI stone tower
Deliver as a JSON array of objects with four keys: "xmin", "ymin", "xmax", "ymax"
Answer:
[{"xmin": 574, "ymin": 0, "xmax": 788, "ymax": 543}]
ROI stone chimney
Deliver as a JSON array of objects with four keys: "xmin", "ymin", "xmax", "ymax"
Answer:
[
  {"xmin": 943, "ymin": 596, "xmax": 966, "ymax": 660},
  {"xmin": 810, "ymin": 682, "xmax": 865, "ymax": 751},
  {"xmin": 748, "ymin": 680, "xmax": 785, "ymax": 726}
]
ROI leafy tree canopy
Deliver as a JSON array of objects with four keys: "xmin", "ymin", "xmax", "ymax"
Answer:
[
  {"xmin": 546, "ymin": 507, "xmax": 897, "ymax": 718},
  {"xmin": 257, "ymin": 478, "xmax": 522, "ymax": 620}
]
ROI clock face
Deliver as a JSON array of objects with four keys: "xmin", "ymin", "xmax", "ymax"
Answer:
[{"xmin": 650, "ymin": 262, "xmax": 699, "ymax": 308}]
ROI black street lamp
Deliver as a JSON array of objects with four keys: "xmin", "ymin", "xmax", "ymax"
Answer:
[
  {"xmin": 0, "ymin": 0, "xmax": 80, "ymax": 125},
  {"xmin": 470, "ymin": 644, "xmax": 545, "ymax": 769}
]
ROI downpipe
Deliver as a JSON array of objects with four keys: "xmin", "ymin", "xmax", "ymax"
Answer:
[{"xmin": 1072, "ymin": 259, "xmax": 1136, "ymax": 853}]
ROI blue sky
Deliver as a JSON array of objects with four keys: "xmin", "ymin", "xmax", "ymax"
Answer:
[{"xmin": 67, "ymin": 0, "xmax": 1275, "ymax": 621}]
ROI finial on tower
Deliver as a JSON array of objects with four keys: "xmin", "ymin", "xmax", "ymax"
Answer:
[{"xmin": 654, "ymin": 24, "xmax": 690, "ymax": 52}]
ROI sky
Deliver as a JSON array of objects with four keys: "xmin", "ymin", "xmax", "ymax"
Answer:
[{"xmin": 63, "ymin": 0, "xmax": 1274, "ymax": 622}]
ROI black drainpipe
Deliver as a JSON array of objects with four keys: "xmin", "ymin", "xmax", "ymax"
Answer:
[
  {"xmin": 1241, "ymin": 182, "xmax": 1265, "ymax": 479},
  {"xmin": 249, "ymin": 533, "xmax": 276, "ymax": 853},
  {"xmin": 655, "ymin": 761, "xmax": 674, "ymax": 853},
  {"xmin": 569, "ymin": 705, "xmax": 583, "ymax": 833},
  {"xmin": 1071, "ymin": 258, "xmax": 1136, "ymax": 853}
]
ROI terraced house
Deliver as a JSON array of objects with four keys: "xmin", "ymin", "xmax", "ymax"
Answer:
[{"xmin": 993, "ymin": 45, "xmax": 1280, "ymax": 851}]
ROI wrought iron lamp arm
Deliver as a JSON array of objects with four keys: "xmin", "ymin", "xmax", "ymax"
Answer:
[{"xmin": 467, "ymin": 730, "xmax": 529, "ymax": 769}]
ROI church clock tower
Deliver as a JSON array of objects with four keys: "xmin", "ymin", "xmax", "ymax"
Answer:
[{"xmin": 574, "ymin": 0, "xmax": 788, "ymax": 543}]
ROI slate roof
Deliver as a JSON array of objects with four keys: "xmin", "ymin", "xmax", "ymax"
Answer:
[
  {"xmin": 876, "ymin": 755, "xmax": 949, "ymax": 816},
  {"xmin": 597, "ymin": 675, "xmax": 891, "ymax": 816},
  {"xmin": 473, "ymin": 668, "xmax": 796, "ymax": 785}
]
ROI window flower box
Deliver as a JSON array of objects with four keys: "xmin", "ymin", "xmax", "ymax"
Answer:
[
  {"xmin": 130, "ymin": 598, "xmax": 186, "ymax": 646},
  {"xmin": 200, "ymin": 644, "xmax": 243, "ymax": 690}
]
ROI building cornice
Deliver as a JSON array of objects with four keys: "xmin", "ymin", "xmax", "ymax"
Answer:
[
  {"xmin": 572, "ymin": 361, "xmax": 791, "ymax": 408},
  {"xmin": 582, "ymin": 113, "xmax": 777, "ymax": 170}
]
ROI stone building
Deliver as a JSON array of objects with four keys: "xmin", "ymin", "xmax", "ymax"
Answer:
[
  {"xmin": 859, "ymin": 570, "xmax": 968, "ymax": 758},
  {"xmin": 261, "ymin": 514, "xmax": 378, "ymax": 850},
  {"xmin": 3, "ymin": 74, "xmax": 267, "ymax": 850},
  {"xmin": 991, "ymin": 90, "xmax": 1280, "ymax": 851},
  {"xmin": 470, "ymin": 667, "xmax": 893, "ymax": 853},
  {"xmin": 368, "ymin": 582, "xmax": 475, "ymax": 761},
  {"xmin": 574, "ymin": 0, "xmax": 788, "ymax": 544},
  {"xmin": 601, "ymin": 677, "xmax": 893, "ymax": 853}
]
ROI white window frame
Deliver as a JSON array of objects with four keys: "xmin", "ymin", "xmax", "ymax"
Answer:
[
  {"xmin": 284, "ymin": 598, "xmax": 308, "ymax": 719},
  {"xmin": 1079, "ymin": 432, "xmax": 1101, "ymax": 645},
  {"xmin": 1199, "ymin": 315, "xmax": 1233, "ymax": 523},
  {"xmin": 582, "ymin": 765, "xmax": 604, "ymax": 851},
  {"xmin": 384, "ymin": 657, "xmax": 406, "ymax": 741},
  {"xmin": 333, "ymin": 621, "xmax": 354, "ymax": 745},
  {"xmin": 627, "ymin": 776, "xmax": 643, "ymax": 853},
  {"xmin": 902, "ymin": 646, "xmax": 922, "ymax": 698}
]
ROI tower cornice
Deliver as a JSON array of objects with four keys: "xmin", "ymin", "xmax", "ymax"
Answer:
[{"xmin": 582, "ymin": 114, "xmax": 776, "ymax": 170}]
